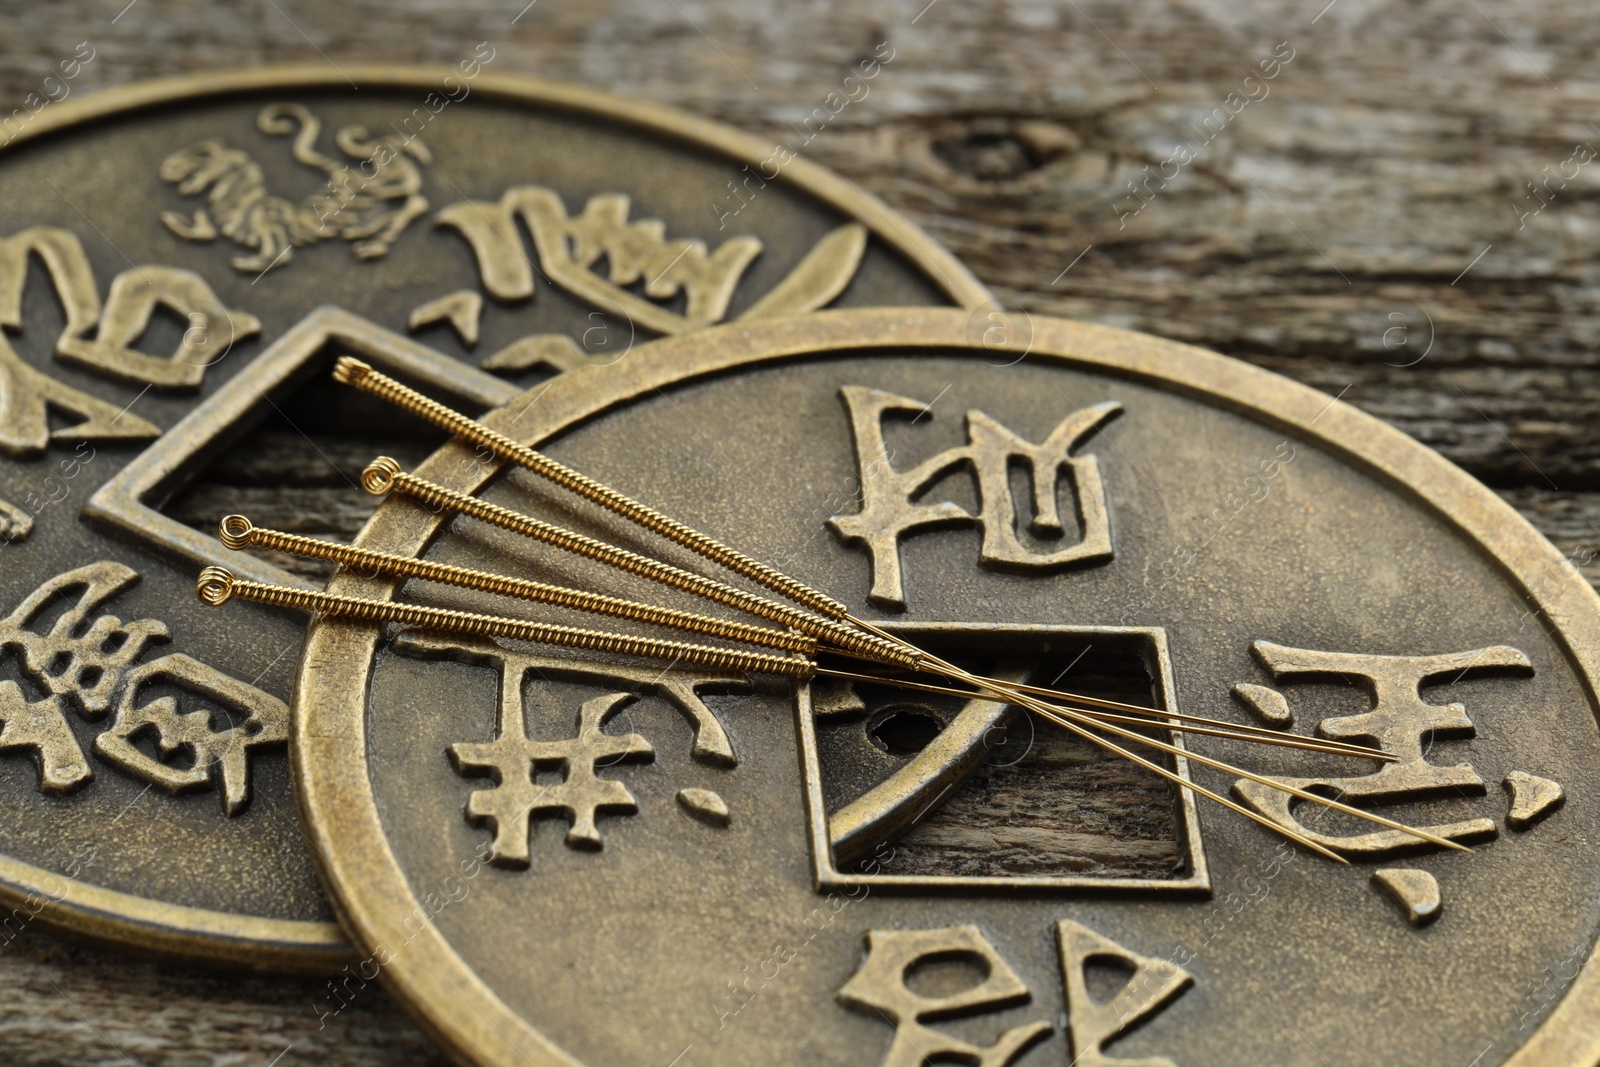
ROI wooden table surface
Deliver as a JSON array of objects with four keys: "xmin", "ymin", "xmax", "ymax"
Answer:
[{"xmin": 3, "ymin": 1, "xmax": 1597, "ymax": 1063}]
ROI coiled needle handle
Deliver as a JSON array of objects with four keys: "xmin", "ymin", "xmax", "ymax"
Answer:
[
  {"xmin": 217, "ymin": 515, "xmax": 814, "ymax": 655},
  {"xmin": 334, "ymin": 356, "xmax": 850, "ymax": 620},
  {"xmin": 195, "ymin": 566, "xmax": 814, "ymax": 679},
  {"xmin": 360, "ymin": 458, "xmax": 917, "ymax": 670}
]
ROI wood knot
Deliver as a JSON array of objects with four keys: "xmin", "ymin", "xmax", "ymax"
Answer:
[{"xmin": 932, "ymin": 119, "xmax": 1080, "ymax": 182}]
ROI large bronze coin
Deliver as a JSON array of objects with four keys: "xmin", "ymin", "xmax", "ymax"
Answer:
[
  {"xmin": 296, "ymin": 308, "xmax": 1600, "ymax": 1065},
  {"xmin": 0, "ymin": 67, "xmax": 985, "ymax": 970}
]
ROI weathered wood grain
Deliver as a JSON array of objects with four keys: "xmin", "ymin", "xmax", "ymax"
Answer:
[
  {"xmin": 3, "ymin": 0, "xmax": 1598, "ymax": 1062},
  {"xmin": 0, "ymin": 930, "xmax": 447, "ymax": 1067},
  {"xmin": 884, "ymin": 721, "xmax": 1187, "ymax": 880}
]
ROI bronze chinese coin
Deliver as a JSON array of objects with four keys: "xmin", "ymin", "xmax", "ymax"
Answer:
[
  {"xmin": 0, "ymin": 66, "xmax": 985, "ymax": 970},
  {"xmin": 294, "ymin": 308, "xmax": 1600, "ymax": 1065}
]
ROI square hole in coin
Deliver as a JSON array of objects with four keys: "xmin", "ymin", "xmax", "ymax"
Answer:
[{"xmin": 800, "ymin": 624, "xmax": 1208, "ymax": 894}]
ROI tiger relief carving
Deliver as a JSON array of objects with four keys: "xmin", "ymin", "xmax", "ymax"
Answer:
[{"xmin": 158, "ymin": 103, "xmax": 430, "ymax": 274}]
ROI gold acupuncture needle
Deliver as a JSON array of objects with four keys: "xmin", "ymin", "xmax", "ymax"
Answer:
[
  {"xmin": 829, "ymin": 666, "xmax": 1392, "ymax": 761},
  {"xmin": 861, "ymin": 630, "xmax": 1453, "ymax": 853},
  {"xmin": 838, "ymin": 655, "xmax": 1350, "ymax": 861},
  {"xmin": 843, "ymin": 628, "xmax": 1406, "ymax": 772},
  {"xmin": 337, "ymin": 364, "xmax": 1300, "ymax": 745},
  {"xmin": 254, "ymin": 467, "xmax": 1393, "ymax": 822},
  {"xmin": 193, "ymin": 550, "xmax": 1341, "ymax": 858},
  {"xmin": 941, "ymin": 665, "xmax": 1471, "ymax": 854},
  {"xmin": 841, "ymin": 621, "xmax": 1413, "ymax": 785},
  {"xmin": 1017, "ymin": 699, "xmax": 1348, "ymax": 863},
  {"xmin": 360, "ymin": 457, "xmax": 919, "ymax": 669},
  {"xmin": 217, "ymin": 515, "xmax": 815, "ymax": 655},
  {"xmin": 334, "ymin": 357, "xmax": 852, "ymax": 620},
  {"xmin": 194, "ymin": 567, "xmax": 813, "ymax": 679},
  {"xmin": 336, "ymin": 360, "xmax": 945, "ymax": 677},
  {"xmin": 196, "ymin": 531, "xmax": 1369, "ymax": 754},
  {"xmin": 812, "ymin": 668, "xmax": 1396, "ymax": 762},
  {"xmin": 950, "ymin": 675, "xmax": 1359, "ymax": 742},
  {"xmin": 325, "ymin": 362, "xmax": 1449, "ymax": 858},
  {"xmin": 356, "ymin": 458, "xmax": 1426, "ymax": 851},
  {"xmin": 818, "ymin": 667, "xmax": 1458, "ymax": 852},
  {"xmin": 329, "ymin": 362, "xmax": 1369, "ymax": 757}
]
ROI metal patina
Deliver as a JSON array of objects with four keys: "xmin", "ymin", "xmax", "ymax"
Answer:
[
  {"xmin": 294, "ymin": 308, "xmax": 1600, "ymax": 1067},
  {"xmin": 0, "ymin": 68, "xmax": 983, "ymax": 970}
]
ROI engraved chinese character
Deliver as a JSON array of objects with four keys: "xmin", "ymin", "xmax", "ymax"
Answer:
[
  {"xmin": 0, "ymin": 682, "xmax": 89, "ymax": 795},
  {"xmin": 839, "ymin": 922, "xmax": 1193, "ymax": 1067},
  {"xmin": 0, "ymin": 561, "xmax": 286, "ymax": 811},
  {"xmin": 0, "ymin": 494, "xmax": 31, "ymax": 543},
  {"xmin": 838, "ymin": 925, "xmax": 1051, "ymax": 1067},
  {"xmin": 94, "ymin": 653, "xmax": 289, "ymax": 816},
  {"xmin": 0, "ymin": 225, "xmax": 259, "ymax": 457},
  {"xmin": 0, "ymin": 562, "xmax": 167, "ymax": 792},
  {"xmin": 2, "ymin": 562, "xmax": 168, "ymax": 711},
  {"xmin": 438, "ymin": 184, "xmax": 870, "ymax": 372},
  {"xmin": 451, "ymin": 690, "xmax": 655, "ymax": 864},
  {"xmin": 1232, "ymin": 640, "xmax": 1533, "ymax": 856},
  {"xmin": 439, "ymin": 185, "xmax": 761, "ymax": 333},
  {"xmin": 402, "ymin": 634, "xmax": 747, "ymax": 867},
  {"xmin": 1057, "ymin": 920, "xmax": 1192, "ymax": 1067},
  {"xmin": 828, "ymin": 385, "xmax": 1121, "ymax": 609}
]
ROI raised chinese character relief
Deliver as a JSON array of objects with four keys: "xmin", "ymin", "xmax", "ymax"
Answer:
[
  {"xmin": 0, "ymin": 562, "xmax": 286, "ymax": 813},
  {"xmin": 1371, "ymin": 868, "xmax": 1441, "ymax": 927},
  {"xmin": 159, "ymin": 103, "xmax": 431, "ymax": 273},
  {"xmin": 1057, "ymin": 919, "xmax": 1192, "ymax": 1067},
  {"xmin": 1503, "ymin": 769, "xmax": 1563, "ymax": 829},
  {"xmin": 838, "ymin": 925, "xmax": 1051, "ymax": 1067},
  {"xmin": 453, "ymin": 688, "xmax": 654, "ymax": 863},
  {"xmin": 436, "ymin": 185, "xmax": 869, "ymax": 372},
  {"xmin": 839, "ymin": 921, "xmax": 1191, "ymax": 1067},
  {"xmin": 828, "ymin": 385, "xmax": 1121, "ymax": 608},
  {"xmin": 0, "ymin": 224, "xmax": 260, "ymax": 456},
  {"xmin": 396, "ymin": 633, "xmax": 749, "ymax": 868},
  {"xmin": 5, "ymin": 443, "xmax": 95, "ymax": 542},
  {"xmin": 94, "ymin": 654, "xmax": 288, "ymax": 817},
  {"xmin": 1232, "ymin": 641, "xmax": 1543, "ymax": 858},
  {"xmin": 407, "ymin": 289, "xmax": 483, "ymax": 347},
  {"xmin": 1232, "ymin": 639, "xmax": 1570, "ymax": 924}
]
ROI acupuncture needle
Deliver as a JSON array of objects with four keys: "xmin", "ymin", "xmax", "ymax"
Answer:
[{"xmin": 315, "ymin": 358, "xmax": 1455, "ymax": 858}]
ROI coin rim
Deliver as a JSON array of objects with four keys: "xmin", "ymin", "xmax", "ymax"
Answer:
[
  {"xmin": 295, "ymin": 306, "xmax": 1600, "ymax": 1066},
  {"xmin": 0, "ymin": 67, "xmax": 989, "ymax": 971}
]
